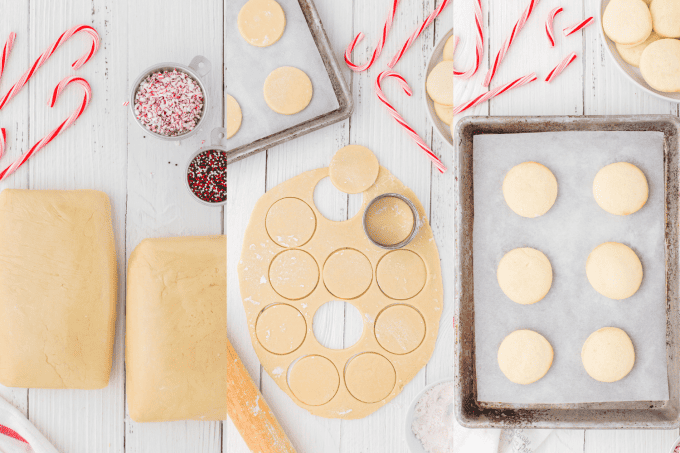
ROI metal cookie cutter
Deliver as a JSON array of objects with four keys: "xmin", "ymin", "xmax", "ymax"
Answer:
[
  {"xmin": 362, "ymin": 193, "xmax": 421, "ymax": 250},
  {"xmin": 184, "ymin": 127, "xmax": 227, "ymax": 207}
]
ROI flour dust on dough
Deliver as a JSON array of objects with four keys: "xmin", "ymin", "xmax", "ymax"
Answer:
[
  {"xmin": 375, "ymin": 304, "xmax": 426, "ymax": 354},
  {"xmin": 377, "ymin": 250, "xmax": 427, "ymax": 300},
  {"xmin": 256, "ymin": 303, "xmax": 307, "ymax": 354},
  {"xmin": 237, "ymin": 0, "xmax": 286, "ymax": 47},
  {"xmin": 269, "ymin": 249, "xmax": 319, "ymax": 300},
  {"xmin": 266, "ymin": 197, "xmax": 316, "ymax": 247}
]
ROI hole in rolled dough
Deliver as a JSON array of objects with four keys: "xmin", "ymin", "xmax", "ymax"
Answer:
[
  {"xmin": 313, "ymin": 300, "xmax": 363, "ymax": 350},
  {"xmin": 313, "ymin": 177, "xmax": 362, "ymax": 222}
]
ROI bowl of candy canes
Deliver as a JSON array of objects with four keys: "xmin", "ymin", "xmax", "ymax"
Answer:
[
  {"xmin": 130, "ymin": 56, "xmax": 212, "ymax": 140},
  {"xmin": 405, "ymin": 378, "xmax": 454, "ymax": 453},
  {"xmin": 185, "ymin": 127, "xmax": 227, "ymax": 206}
]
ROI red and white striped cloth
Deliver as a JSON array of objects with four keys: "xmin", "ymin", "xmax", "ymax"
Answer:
[{"xmin": 0, "ymin": 395, "xmax": 58, "ymax": 453}]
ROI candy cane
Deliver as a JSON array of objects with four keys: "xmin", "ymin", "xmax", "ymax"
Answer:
[
  {"xmin": 483, "ymin": 0, "xmax": 540, "ymax": 87},
  {"xmin": 376, "ymin": 70, "xmax": 447, "ymax": 173},
  {"xmin": 0, "ymin": 32, "xmax": 15, "ymax": 82},
  {"xmin": 453, "ymin": 0, "xmax": 484, "ymax": 79},
  {"xmin": 563, "ymin": 17, "xmax": 594, "ymax": 37},
  {"xmin": 0, "ymin": 76, "xmax": 91, "ymax": 181},
  {"xmin": 452, "ymin": 72, "xmax": 537, "ymax": 116},
  {"xmin": 0, "ymin": 128, "xmax": 5, "ymax": 160},
  {"xmin": 344, "ymin": 0, "xmax": 400, "ymax": 72},
  {"xmin": 545, "ymin": 7, "xmax": 563, "ymax": 47},
  {"xmin": 545, "ymin": 52, "xmax": 577, "ymax": 82},
  {"xmin": 388, "ymin": 0, "xmax": 451, "ymax": 68}
]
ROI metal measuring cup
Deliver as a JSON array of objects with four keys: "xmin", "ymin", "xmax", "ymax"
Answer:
[
  {"xmin": 362, "ymin": 193, "xmax": 421, "ymax": 250},
  {"xmin": 184, "ymin": 127, "xmax": 227, "ymax": 207}
]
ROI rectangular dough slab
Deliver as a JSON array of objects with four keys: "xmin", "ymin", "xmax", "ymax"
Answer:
[
  {"xmin": 0, "ymin": 190, "xmax": 117, "ymax": 389},
  {"xmin": 126, "ymin": 235, "xmax": 226, "ymax": 423}
]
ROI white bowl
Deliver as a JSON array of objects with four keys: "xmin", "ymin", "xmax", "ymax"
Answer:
[
  {"xmin": 404, "ymin": 378, "xmax": 454, "ymax": 453},
  {"xmin": 424, "ymin": 30, "xmax": 453, "ymax": 146},
  {"xmin": 668, "ymin": 435, "xmax": 680, "ymax": 453},
  {"xmin": 598, "ymin": 0, "xmax": 680, "ymax": 103}
]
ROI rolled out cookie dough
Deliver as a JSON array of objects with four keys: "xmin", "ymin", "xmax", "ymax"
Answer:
[
  {"xmin": 375, "ymin": 304, "xmax": 426, "ymax": 354},
  {"xmin": 426, "ymin": 61, "xmax": 453, "ymax": 106},
  {"xmin": 264, "ymin": 66, "xmax": 313, "ymax": 115},
  {"xmin": 443, "ymin": 36, "xmax": 454, "ymax": 61},
  {"xmin": 288, "ymin": 355, "xmax": 339, "ymax": 406},
  {"xmin": 344, "ymin": 353, "xmax": 396, "ymax": 403},
  {"xmin": 640, "ymin": 39, "xmax": 680, "ymax": 92},
  {"xmin": 497, "ymin": 247, "xmax": 553, "ymax": 305},
  {"xmin": 269, "ymin": 249, "xmax": 319, "ymax": 300},
  {"xmin": 256, "ymin": 303, "xmax": 307, "ymax": 354},
  {"xmin": 650, "ymin": 0, "xmax": 680, "ymax": 38},
  {"xmin": 581, "ymin": 327, "xmax": 635, "ymax": 382},
  {"xmin": 266, "ymin": 197, "xmax": 316, "ymax": 247},
  {"xmin": 593, "ymin": 162, "xmax": 648, "ymax": 215},
  {"xmin": 226, "ymin": 94, "xmax": 242, "ymax": 139},
  {"xmin": 586, "ymin": 242, "xmax": 643, "ymax": 300},
  {"xmin": 238, "ymin": 0, "xmax": 286, "ymax": 47},
  {"xmin": 502, "ymin": 162, "xmax": 558, "ymax": 218},
  {"xmin": 376, "ymin": 250, "xmax": 427, "ymax": 299},
  {"xmin": 329, "ymin": 145, "xmax": 379, "ymax": 194},
  {"xmin": 616, "ymin": 31, "xmax": 661, "ymax": 67},
  {"xmin": 603, "ymin": 0, "xmax": 653, "ymax": 46},
  {"xmin": 323, "ymin": 248, "xmax": 373, "ymax": 299},
  {"xmin": 365, "ymin": 196, "xmax": 415, "ymax": 247},
  {"xmin": 497, "ymin": 330, "xmax": 553, "ymax": 385}
]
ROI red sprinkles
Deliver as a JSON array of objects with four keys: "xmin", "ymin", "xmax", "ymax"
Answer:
[
  {"xmin": 134, "ymin": 69, "xmax": 204, "ymax": 136},
  {"xmin": 188, "ymin": 149, "xmax": 226, "ymax": 203}
]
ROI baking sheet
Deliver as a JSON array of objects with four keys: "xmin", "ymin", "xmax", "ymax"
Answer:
[
  {"xmin": 226, "ymin": 0, "xmax": 340, "ymax": 151},
  {"xmin": 473, "ymin": 131, "xmax": 669, "ymax": 404}
]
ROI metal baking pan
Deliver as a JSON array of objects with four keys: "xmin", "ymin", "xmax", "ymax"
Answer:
[
  {"xmin": 454, "ymin": 115, "xmax": 680, "ymax": 429},
  {"xmin": 226, "ymin": 0, "xmax": 353, "ymax": 165}
]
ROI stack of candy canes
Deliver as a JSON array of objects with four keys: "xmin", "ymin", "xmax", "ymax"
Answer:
[{"xmin": 348, "ymin": 0, "xmax": 594, "ymax": 174}]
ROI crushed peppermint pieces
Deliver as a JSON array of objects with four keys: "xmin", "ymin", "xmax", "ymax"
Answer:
[
  {"xmin": 134, "ymin": 69, "xmax": 204, "ymax": 137},
  {"xmin": 187, "ymin": 149, "xmax": 226, "ymax": 203}
]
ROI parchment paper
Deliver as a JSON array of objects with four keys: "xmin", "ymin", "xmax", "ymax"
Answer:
[
  {"xmin": 473, "ymin": 131, "xmax": 669, "ymax": 404},
  {"xmin": 226, "ymin": 0, "xmax": 339, "ymax": 151}
]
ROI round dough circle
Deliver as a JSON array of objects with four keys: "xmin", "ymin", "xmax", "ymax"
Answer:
[
  {"xmin": 498, "ymin": 330, "xmax": 554, "ymax": 385},
  {"xmin": 323, "ymin": 249, "xmax": 373, "ymax": 299},
  {"xmin": 269, "ymin": 249, "xmax": 319, "ymax": 300},
  {"xmin": 650, "ymin": 0, "xmax": 680, "ymax": 38},
  {"xmin": 502, "ymin": 162, "xmax": 558, "ymax": 218},
  {"xmin": 376, "ymin": 250, "xmax": 427, "ymax": 300},
  {"xmin": 497, "ymin": 248, "xmax": 553, "ymax": 305},
  {"xmin": 264, "ymin": 67, "xmax": 313, "ymax": 115},
  {"xmin": 426, "ymin": 61, "xmax": 453, "ymax": 106},
  {"xmin": 593, "ymin": 162, "xmax": 648, "ymax": 216},
  {"xmin": 443, "ymin": 36, "xmax": 454, "ymax": 61},
  {"xmin": 603, "ymin": 0, "xmax": 653, "ymax": 46},
  {"xmin": 256, "ymin": 304, "xmax": 306, "ymax": 354},
  {"xmin": 237, "ymin": 0, "xmax": 286, "ymax": 47},
  {"xmin": 288, "ymin": 355, "xmax": 339, "ymax": 406},
  {"xmin": 434, "ymin": 102, "xmax": 453, "ymax": 125},
  {"xmin": 226, "ymin": 94, "xmax": 242, "ymax": 139},
  {"xmin": 374, "ymin": 304, "xmax": 426, "ymax": 354},
  {"xmin": 365, "ymin": 197, "xmax": 415, "ymax": 247},
  {"xmin": 640, "ymin": 39, "xmax": 680, "ymax": 93},
  {"xmin": 581, "ymin": 327, "xmax": 635, "ymax": 382},
  {"xmin": 616, "ymin": 31, "xmax": 661, "ymax": 67},
  {"xmin": 266, "ymin": 198, "xmax": 316, "ymax": 247},
  {"xmin": 586, "ymin": 242, "xmax": 643, "ymax": 300},
  {"xmin": 344, "ymin": 353, "xmax": 396, "ymax": 403},
  {"xmin": 329, "ymin": 145, "xmax": 379, "ymax": 194}
]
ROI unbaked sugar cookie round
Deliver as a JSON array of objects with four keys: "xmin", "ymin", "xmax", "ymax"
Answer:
[
  {"xmin": 264, "ymin": 66, "xmax": 313, "ymax": 115},
  {"xmin": 374, "ymin": 304, "xmax": 426, "ymax": 354},
  {"xmin": 266, "ymin": 198, "xmax": 316, "ymax": 247},
  {"xmin": 238, "ymin": 0, "xmax": 286, "ymax": 47},
  {"xmin": 344, "ymin": 352, "xmax": 396, "ymax": 403},
  {"xmin": 269, "ymin": 249, "xmax": 319, "ymax": 300},
  {"xmin": 376, "ymin": 250, "xmax": 426, "ymax": 300},
  {"xmin": 288, "ymin": 355, "xmax": 339, "ymax": 406},
  {"xmin": 226, "ymin": 94, "xmax": 242, "ymax": 139},
  {"xmin": 256, "ymin": 303, "xmax": 306, "ymax": 354},
  {"xmin": 328, "ymin": 145, "xmax": 379, "ymax": 194},
  {"xmin": 323, "ymin": 249, "xmax": 372, "ymax": 299}
]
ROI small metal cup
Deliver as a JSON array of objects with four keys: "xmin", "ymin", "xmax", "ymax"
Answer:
[
  {"xmin": 185, "ymin": 127, "xmax": 227, "ymax": 207},
  {"xmin": 362, "ymin": 193, "xmax": 421, "ymax": 250},
  {"xmin": 129, "ymin": 55, "xmax": 212, "ymax": 141}
]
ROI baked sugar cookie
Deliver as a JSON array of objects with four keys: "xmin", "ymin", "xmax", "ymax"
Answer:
[
  {"xmin": 443, "ymin": 36, "xmax": 454, "ymax": 61},
  {"xmin": 426, "ymin": 61, "xmax": 453, "ymax": 106},
  {"xmin": 434, "ymin": 102, "xmax": 453, "ymax": 125},
  {"xmin": 650, "ymin": 0, "xmax": 680, "ymax": 38},
  {"xmin": 616, "ymin": 31, "xmax": 661, "ymax": 67},
  {"xmin": 581, "ymin": 327, "xmax": 635, "ymax": 382},
  {"xmin": 238, "ymin": 0, "xmax": 286, "ymax": 47},
  {"xmin": 497, "ymin": 248, "xmax": 552, "ymax": 305},
  {"xmin": 586, "ymin": 242, "xmax": 642, "ymax": 300},
  {"xmin": 226, "ymin": 94, "xmax": 242, "ymax": 139},
  {"xmin": 603, "ymin": 0, "xmax": 653, "ymax": 46},
  {"xmin": 502, "ymin": 162, "xmax": 558, "ymax": 218},
  {"xmin": 498, "ymin": 330, "xmax": 553, "ymax": 385},
  {"xmin": 264, "ymin": 66, "xmax": 313, "ymax": 115},
  {"xmin": 640, "ymin": 39, "xmax": 680, "ymax": 92},
  {"xmin": 329, "ymin": 145, "xmax": 379, "ymax": 194},
  {"xmin": 593, "ymin": 162, "xmax": 648, "ymax": 215}
]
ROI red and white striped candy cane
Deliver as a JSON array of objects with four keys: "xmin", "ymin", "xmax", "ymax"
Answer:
[
  {"xmin": 483, "ymin": 0, "xmax": 540, "ymax": 87},
  {"xmin": 545, "ymin": 52, "xmax": 577, "ymax": 82},
  {"xmin": 0, "ymin": 32, "xmax": 15, "ymax": 82},
  {"xmin": 0, "ymin": 128, "xmax": 5, "ymax": 160},
  {"xmin": 345, "ymin": 0, "xmax": 400, "ymax": 72},
  {"xmin": 563, "ymin": 17, "xmax": 594, "ymax": 37},
  {"xmin": 453, "ymin": 0, "xmax": 484, "ymax": 79},
  {"xmin": 0, "ymin": 25, "xmax": 99, "ymax": 111},
  {"xmin": 0, "ymin": 76, "xmax": 91, "ymax": 181},
  {"xmin": 452, "ymin": 72, "xmax": 538, "ymax": 116},
  {"xmin": 388, "ymin": 0, "xmax": 451, "ymax": 68},
  {"xmin": 376, "ymin": 70, "xmax": 447, "ymax": 173},
  {"xmin": 545, "ymin": 7, "xmax": 563, "ymax": 47}
]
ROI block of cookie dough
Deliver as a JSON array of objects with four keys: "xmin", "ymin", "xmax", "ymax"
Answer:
[
  {"xmin": 126, "ymin": 235, "xmax": 226, "ymax": 423},
  {"xmin": 0, "ymin": 190, "xmax": 117, "ymax": 389}
]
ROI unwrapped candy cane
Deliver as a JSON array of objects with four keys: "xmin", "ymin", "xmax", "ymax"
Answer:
[
  {"xmin": 563, "ymin": 17, "xmax": 594, "ymax": 37},
  {"xmin": 545, "ymin": 7, "xmax": 563, "ymax": 47},
  {"xmin": 345, "ymin": 0, "xmax": 400, "ymax": 72},
  {"xmin": 0, "ymin": 32, "xmax": 15, "ymax": 82},
  {"xmin": 452, "ymin": 72, "xmax": 538, "ymax": 116},
  {"xmin": 453, "ymin": 0, "xmax": 484, "ymax": 79},
  {"xmin": 375, "ymin": 70, "xmax": 447, "ymax": 173},
  {"xmin": 545, "ymin": 52, "xmax": 577, "ymax": 82}
]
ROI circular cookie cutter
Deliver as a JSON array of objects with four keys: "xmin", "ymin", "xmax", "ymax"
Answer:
[{"xmin": 362, "ymin": 193, "xmax": 421, "ymax": 250}]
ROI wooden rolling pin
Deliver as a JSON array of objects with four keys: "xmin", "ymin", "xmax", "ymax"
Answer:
[{"xmin": 227, "ymin": 338, "xmax": 297, "ymax": 453}]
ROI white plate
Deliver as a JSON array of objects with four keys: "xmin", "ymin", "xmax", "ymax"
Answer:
[
  {"xmin": 669, "ymin": 435, "xmax": 680, "ymax": 453},
  {"xmin": 404, "ymin": 378, "xmax": 454, "ymax": 453},
  {"xmin": 424, "ymin": 30, "xmax": 453, "ymax": 146},
  {"xmin": 598, "ymin": 0, "xmax": 680, "ymax": 103}
]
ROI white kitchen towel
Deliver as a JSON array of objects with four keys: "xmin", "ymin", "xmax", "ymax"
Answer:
[
  {"xmin": 0, "ymin": 396, "xmax": 58, "ymax": 453},
  {"xmin": 454, "ymin": 418, "xmax": 552, "ymax": 453}
]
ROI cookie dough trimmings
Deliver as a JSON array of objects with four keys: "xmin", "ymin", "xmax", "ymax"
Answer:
[
  {"xmin": 364, "ymin": 196, "xmax": 415, "ymax": 247},
  {"xmin": 640, "ymin": 39, "xmax": 680, "ymax": 92},
  {"xmin": 344, "ymin": 352, "xmax": 396, "ymax": 403},
  {"xmin": 374, "ymin": 304, "xmax": 426, "ymax": 354},
  {"xmin": 603, "ymin": 0, "xmax": 653, "ymax": 46},
  {"xmin": 497, "ymin": 248, "xmax": 553, "ymax": 305},
  {"xmin": 269, "ymin": 249, "xmax": 319, "ymax": 300},
  {"xmin": 226, "ymin": 94, "xmax": 242, "ymax": 139},
  {"xmin": 256, "ymin": 303, "xmax": 307, "ymax": 354},
  {"xmin": 329, "ymin": 145, "xmax": 380, "ymax": 194},
  {"xmin": 497, "ymin": 330, "xmax": 553, "ymax": 385},
  {"xmin": 288, "ymin": 355, "xmax": 339, "ymax": 406},
  {"xmin": 426, "ymin": 61, "xmax": 454, "ymax": 106},
  {"xmin": 376, "ymin": 250, "xmax": 427, "ymax": 300},
  {"xmin": 581, "ymin": 327, "xmax": 635, "ymax": 382},
  {"xmin": 586, "ymin": 242, "xmax": 643, "ymax": 300},
  {"xmin": 443, "ymin": 36, "xmax": 454, "ymax": 61},
  {"xmin": 502, "ymin": 162, "xmax": 558, "ymax": 218},
  {"xmin": 323, "ymin": 249, "xmax": 373, "ymax": 299},
  {"xmin": 266, "ymin": 198, "xmax": 316, "ymax": 247},
  {"xmin": 593, "ymin": 162, "xmax": 648, "ymax": 215},
  {"xmin": 616, "ymin": 31, "xmax": 661, "ymax": 67},
  {"xmin": 650, "ymin": 0, "xmax": 680, "ymax": 38},
  {"xmin": 238, "ymin": 0, "xmax": 286, "ymax": 47},
  {"xmin": 264, "ymin": 66, "xmax": 313, "ymax": 115}
]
